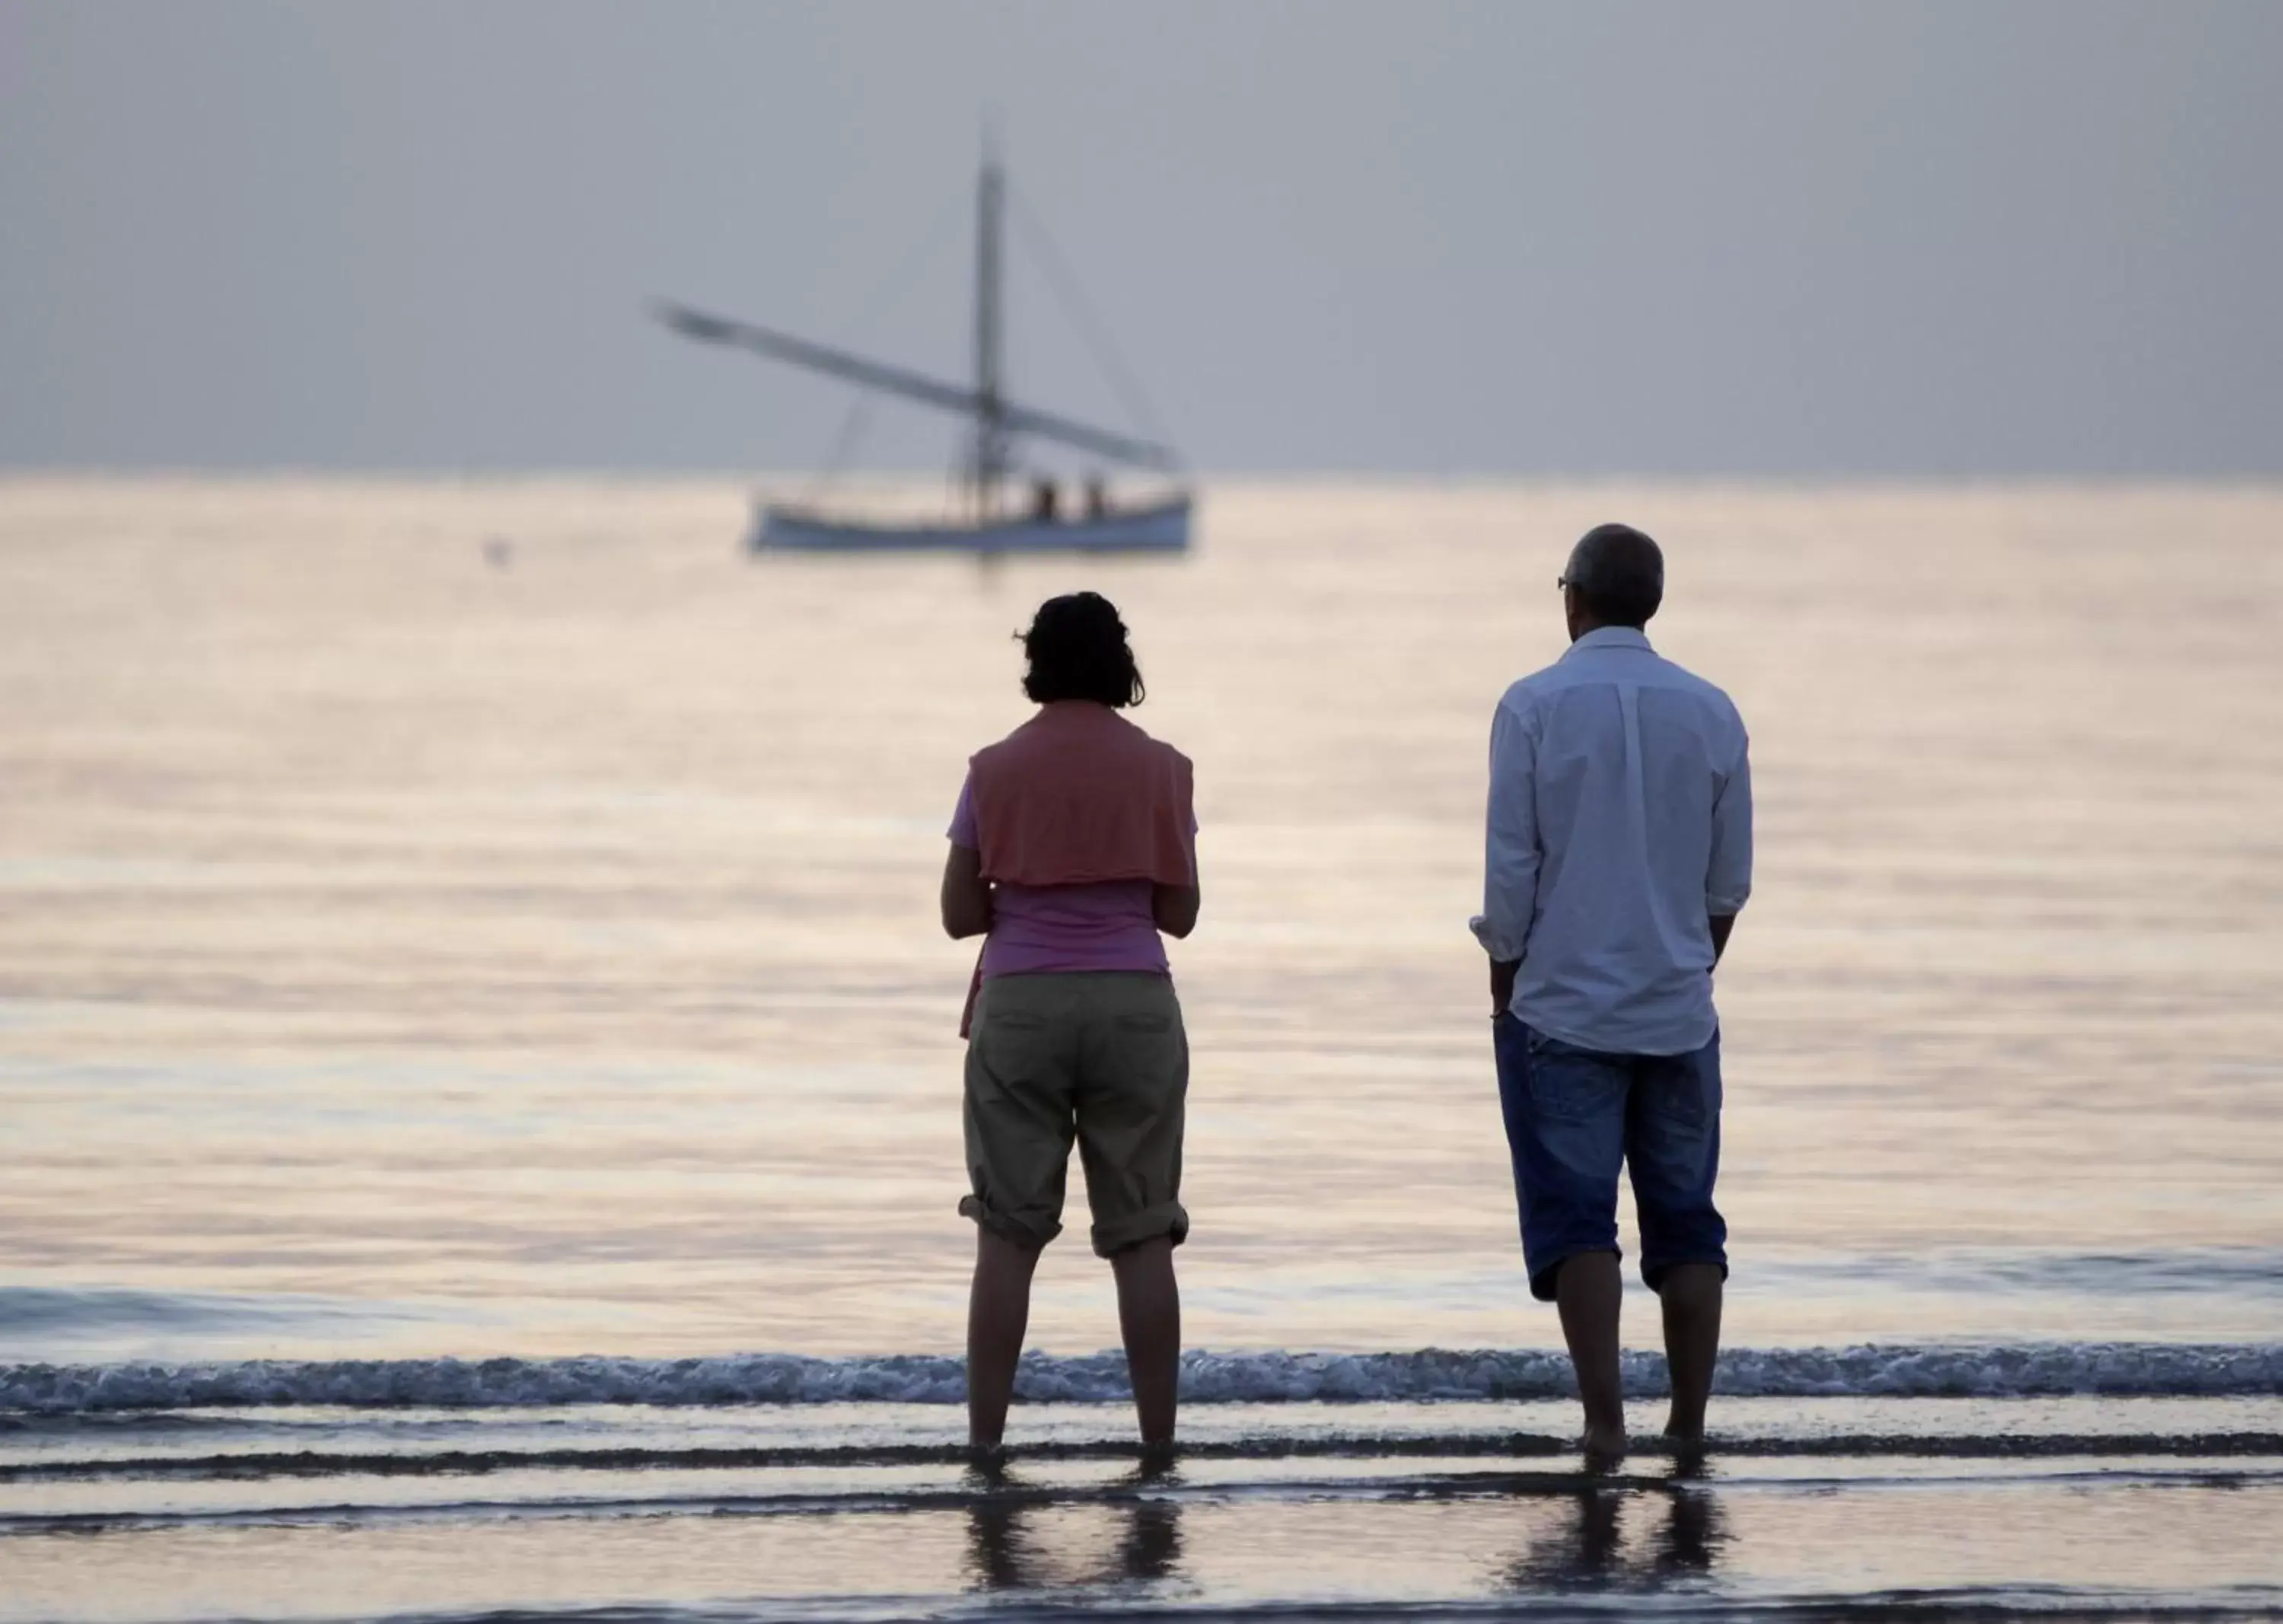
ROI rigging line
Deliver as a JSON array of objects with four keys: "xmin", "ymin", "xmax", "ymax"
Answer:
[
  {"xmin": 796, "ymin": 189, "xmax": 966, "ymax": 498},
  {"xmin": 1005, "ymin": 183, "xmax": 1177, "ymax": 460},
  {"xmin": 802, "ymin": 393, "xmax": 879, "ymax": 505},
  {"xmin": 835, "ymin": 187, "xmax": 973, "ymax": 358}
]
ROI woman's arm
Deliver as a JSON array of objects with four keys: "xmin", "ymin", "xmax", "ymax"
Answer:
[
  {"xmin": 1154, "ymin": 824, "xmax": 1202, "ymax": 938},
  {"xmin": 1151, "ymin": 883, "xmax": 1200, "ymax": 938},
  {"xmin": 1152, "ymin": 813, "xmax": 1202, "ymax": 939},
  {"xmin": 941, "ymin": 843, "xmax": 993, "ymax": 939}
]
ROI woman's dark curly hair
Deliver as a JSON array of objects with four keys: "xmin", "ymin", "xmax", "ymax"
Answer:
[{"xmin": 1020, "ymin": 591, "xmax": 1145, "ymax": 708}]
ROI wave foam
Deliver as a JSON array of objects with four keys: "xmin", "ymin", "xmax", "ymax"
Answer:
[{"xmin": 3, "ymin": 1342, "xmax": 2278, "ymax": 1415}]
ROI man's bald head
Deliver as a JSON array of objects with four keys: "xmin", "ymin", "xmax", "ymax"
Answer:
[{"xmin": 1562, "ymin": 524, "xmax": 1665, "ymax": 631}]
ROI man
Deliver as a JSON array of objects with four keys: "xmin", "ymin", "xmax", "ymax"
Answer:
[{"xmin": 1472, "ymin": 523, "xmax": 1753, "ymax": 1459}]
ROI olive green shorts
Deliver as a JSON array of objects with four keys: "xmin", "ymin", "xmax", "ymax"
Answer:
[{"xmin": 959, "ymin": 971, "xmax": 1189, "ymax": 1258}]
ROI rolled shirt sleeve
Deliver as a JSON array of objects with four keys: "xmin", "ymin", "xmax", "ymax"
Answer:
[
  {"xmin": 1470, "ymin": 694, "xmax": 1540, "ymax": 962},
  {"xmin": 1705, "ymin": 732, "xmax": 1753, "ymax": 916}
]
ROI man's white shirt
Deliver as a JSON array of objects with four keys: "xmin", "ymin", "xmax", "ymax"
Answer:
[{"xmin": 1471, "ymin": 626, "xmax": 1753, "ymax": 1056}]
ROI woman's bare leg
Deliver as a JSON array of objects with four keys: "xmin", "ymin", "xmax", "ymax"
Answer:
[
  {"xmin": 967, "ymin": 1229, "xmax": 1041, "ymax": 1449},
  {"xmin": 1110, "ymin": 1237, "xmax": 1180, "ymax": 1447}
]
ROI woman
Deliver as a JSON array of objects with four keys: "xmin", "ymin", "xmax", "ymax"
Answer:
[{"xmin": 941, "ymin": 591, "xmax": 1201, "ymax": 1456}]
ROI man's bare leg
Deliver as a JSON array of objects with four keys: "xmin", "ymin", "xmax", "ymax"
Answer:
[
  {"xmin": 1657, "ymin": 1263, "xmax": 1724, "ymax": 1444},
  {"xmin": 1110, "ymin": 1236, "xmax": 1180, "ymax": 1450},
  {"xmin": 967, "ymin": 1229, "xmax": 1041, "ymax": 1450},
  {"xmin": 1554, "ymin": 1251, "xmax": 1626, "ymax": 1457}
]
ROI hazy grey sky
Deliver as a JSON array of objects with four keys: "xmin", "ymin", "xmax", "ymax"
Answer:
[{"xmin": 3, "ymin": 1, "xmax": 2278, "ymax": 476}]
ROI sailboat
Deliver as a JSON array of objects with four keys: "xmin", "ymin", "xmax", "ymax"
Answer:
[{"xmin": 658, "ymin": 150, "xmax": 1192, "ymax": 555}]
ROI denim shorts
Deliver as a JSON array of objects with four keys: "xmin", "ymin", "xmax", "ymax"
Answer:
[{"xmin": 1493, "ymin": 1014, "xmax": 1727, "ymax": 1301}]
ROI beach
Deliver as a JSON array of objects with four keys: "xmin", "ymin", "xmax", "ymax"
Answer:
[{"xmin": 3, "ymin": 478, "xmax": 2281, "ymax": 1619}]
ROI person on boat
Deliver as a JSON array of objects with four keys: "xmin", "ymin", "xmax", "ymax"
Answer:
[
  {"xmin": 1029, "ymin": 477, "xmax": 1061, "ymax": 522},
  {"xmin": 1473, "ymin": 524, "xmax": 1753, "ymax": 1460},
  {"xmin": 941, "ymin": 592, "xmax": 1201, "ymax": 1457}
]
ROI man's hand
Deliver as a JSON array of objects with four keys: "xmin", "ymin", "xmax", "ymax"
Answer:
[{"xmin": 1489, "ymin": 957, "xmax": 1520, "ymax": 1021}]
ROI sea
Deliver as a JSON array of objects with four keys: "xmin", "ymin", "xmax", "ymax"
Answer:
[{"xmin": 2, "ymin": 477, "xmax": 2280, "ymax": 1621}]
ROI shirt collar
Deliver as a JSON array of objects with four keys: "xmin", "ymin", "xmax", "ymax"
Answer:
[{"xmin": 1563, "ymin": 626, "xmax": 1654, "ymax": 658}]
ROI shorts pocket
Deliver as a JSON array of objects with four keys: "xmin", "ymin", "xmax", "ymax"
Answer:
[
  {"xmin": 1643, "ymin": 1046, "xmax": 1719, "ymax": 1131},
  {"xmin": 1524, "ymin": 1039, "xmax": 1620, "ymax": 1126},
  {"xmin": 1644, "ymin": 1077, "xmax": 1710, "ymax": 1131},
  {"xmin": 973, "ymin": 1005, "xmax": 1056, "ymax": 1091},
  {"xmin": 1086, "ymin": 996, "xmax": 1187, "ymax": 1119}
]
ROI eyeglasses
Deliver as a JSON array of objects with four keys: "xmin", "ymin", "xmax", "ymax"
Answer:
[{"xmin": 1555, "ymin": 576, "xmax": 1574, "ymax": 593}]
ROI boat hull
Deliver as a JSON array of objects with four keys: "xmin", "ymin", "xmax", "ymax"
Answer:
[{"xmin": 752, "ymin": 495, "xmax": 1192, "ymax": 555}]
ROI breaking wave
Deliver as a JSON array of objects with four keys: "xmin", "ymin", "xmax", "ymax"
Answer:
[{"xmin": 3, "ymin": 1342, "xmax": 2278, "ymax": 1415}]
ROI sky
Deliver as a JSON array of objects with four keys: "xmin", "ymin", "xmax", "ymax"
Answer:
[{"xmin": 2, "ymin": 1, "xmax": 2278, "ymax": 477}]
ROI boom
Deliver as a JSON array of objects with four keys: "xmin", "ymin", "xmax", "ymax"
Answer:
[{"xmin": 656, "ymin": 301, "xmax": 1179, "ymax": 473}]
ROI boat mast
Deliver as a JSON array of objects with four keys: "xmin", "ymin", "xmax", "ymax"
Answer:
[
  {"xmin": 659, "ymin": 130, "xmax": 1184, "ymax": 488},
  {"xmin": 969, "ymin": 139, "xmax": 1009, "ymax": 520}
]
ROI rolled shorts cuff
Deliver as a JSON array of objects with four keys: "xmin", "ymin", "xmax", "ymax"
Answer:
[
  {"xmin": 957, "ymin": 1194, "xmax": 1061, "ymax": 1250},
  {"xmin": 1526, "ymin": 1243, "xmax": 1622, "ymax": 1303},
  {"xmin": 1642, "ymin": 1253, "xmax": 1730, "ymax": 1294},
  {"xmin": 1089, "ymin": 1200, "xmax": 1189, "ymax": 1259}
]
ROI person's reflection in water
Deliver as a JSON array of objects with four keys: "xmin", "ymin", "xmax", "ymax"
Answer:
[
  {"xmin": 1504, "ymin": 1476, "xmax": 1727, "ymax": 1593},
  {"xmin": 1649, "ymin": 1453, "xmax": 1725, "ymax": 1578},
  {"xmin": 964, "ymin": 1489, "xmax": 1035, "ymax": 1591},
  {"xmin": 1651, "ymin": 1482, "xmax": 1724, "ymax": 1578},
  {"xmin": 963, "ymin": 1463, "xmax": 1185, "ymax": 1593},
  {"xmin": 1116, "ymin": 1495, "xmax": 1183, "ymax": 1582},
  {"xmin": 1509, "ymin": 1485, "xmax": 1625, "ymax": 1589}
]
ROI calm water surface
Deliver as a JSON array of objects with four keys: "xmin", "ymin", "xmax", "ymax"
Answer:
[{"xmin": 2, "ymin": 479, "xmax": 2280, "ymax": 1619}]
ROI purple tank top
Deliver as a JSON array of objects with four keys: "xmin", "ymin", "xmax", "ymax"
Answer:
[{"xmin": 949, "ymin": 774, "xmax": 1186, "ymax": 978}]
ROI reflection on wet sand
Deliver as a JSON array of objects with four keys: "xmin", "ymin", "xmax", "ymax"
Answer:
[
  {"xmin": 1506, "ymin": 1471, "xmax": 1727, "ymax": 1591},
  {"xmin": 957, "ymin": 1458, "xmax": 1725, "ymax": 1599},
  {"xmin": 966, "ymin": 1466, "xmax": 1185, "ymax": 1592}
]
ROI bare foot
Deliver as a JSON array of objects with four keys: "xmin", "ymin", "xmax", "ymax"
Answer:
[
  {"xmin": 1581, "ymin": 1422, "xmax": 1629, "ymax": 1466},
  {"xmin": 1662, "ymin": 1427, "xmax": 1708, "ymax": 1476}
]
